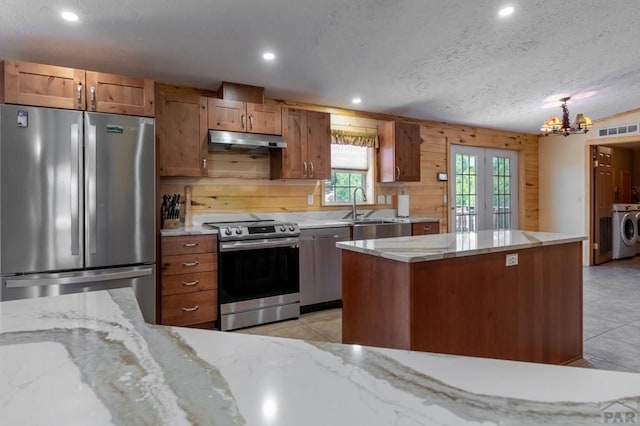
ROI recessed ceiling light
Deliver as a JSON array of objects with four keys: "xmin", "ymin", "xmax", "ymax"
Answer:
[
  {"xmin": 352, "ymin": 97, "xmax": 362, "ymax": 105},
  {"xmin": 262, "ymin": 52, "xmax": 275, "ymax": 61},
  {"xmin": 498, "ymin": 6, "xmax": 514, "ymax": 17},
  {"xmin": 61, "ymin": 11, "xmax": 79, "ymax": 22}
]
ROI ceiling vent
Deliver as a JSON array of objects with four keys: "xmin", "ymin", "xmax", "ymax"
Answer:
[{"xmin": 597, "ymin": 124, "xmax": 640, "ymax": 138}]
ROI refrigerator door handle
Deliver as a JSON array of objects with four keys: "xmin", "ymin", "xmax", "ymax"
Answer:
[
  {"xmin": 5, "ymin": 267, "xmax": 153, "ymax": 288},
  {"xmin": 87, "ymin": 122, "xmax": 98, "ymax": 254},
  {"xmin": 70, "ymin": 123, "xmax": 81, "ymax": 255}
]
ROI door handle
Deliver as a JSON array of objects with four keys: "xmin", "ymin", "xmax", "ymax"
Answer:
[
  {"xmin": 70, "ymin": 123, "xmax": 81, "ymax": 256},
  {"xmin": 87, "ymin": 122, "xmax": 98, "ymax": 254},
  {"xmin": 6, "ymin": 267, "xmax": 153, "ymax": 288}
]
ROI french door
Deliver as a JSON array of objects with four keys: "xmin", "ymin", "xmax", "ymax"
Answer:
[{"xmin": 449, "ymin": 145, "xmax": 519, "ymax": 232}]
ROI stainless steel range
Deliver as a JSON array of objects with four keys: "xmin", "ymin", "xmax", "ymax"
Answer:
[{"xmin": 203, "ymin": 220, "xmax": 300, "ymax": 331}]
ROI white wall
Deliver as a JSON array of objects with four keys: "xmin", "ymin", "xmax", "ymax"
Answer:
[{"xmin": 539, "ymin": 109, "xmax": 640, "ymax": 264}]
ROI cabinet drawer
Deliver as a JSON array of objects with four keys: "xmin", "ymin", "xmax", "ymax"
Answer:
[
  {"xmin": 162, "ymin": 235, "xmax": 216, "ymax": 256},
  {"xmin": 161, "ymin": 253, "xmax": 215, "ymax": 276},
  {"xmin": 161, "ymin": 290, "xmax": 217, "ymax": 326},
  {"xmin": 412, "ymin": 222, "xmax": 440, "ymax": 235},
  {"xmin": 162, "ymin": 271, "xmax": 216, "ymax": 296}
]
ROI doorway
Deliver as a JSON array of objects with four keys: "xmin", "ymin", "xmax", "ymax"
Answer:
[{"xmin": 449, "ymin": 145, "xmax": 519, "ymax": 232}]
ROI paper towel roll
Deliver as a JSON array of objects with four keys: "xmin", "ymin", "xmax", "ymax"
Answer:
[{"xmin": 397, "ymin": 194, "xmax": 410, "ymax": 217}]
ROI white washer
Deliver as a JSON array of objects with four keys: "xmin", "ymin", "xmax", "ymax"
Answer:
[{"xmin": 612, "ymin": 203, "xmax": 638, "ymax": 259}]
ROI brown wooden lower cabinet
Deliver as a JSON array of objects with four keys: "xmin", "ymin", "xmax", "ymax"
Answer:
[
  {"xmin": 160, "ymin": 234, "xmax": 217, "ymax": 327},
  {"xmin": 411, "ymin": 221, "xmax": 439, "ymax": 235},
  {"xmin": 161, "ymin": 290, "xmax": 217, "ymax": 326},
  {"xmin": 342, "ymin": 241, "xmax": 583, "ymax": 365}
]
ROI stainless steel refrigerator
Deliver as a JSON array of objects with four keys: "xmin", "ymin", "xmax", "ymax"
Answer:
[{"xmin": 0, "ymin": 104, "xmax": 156, "ymax": 322}]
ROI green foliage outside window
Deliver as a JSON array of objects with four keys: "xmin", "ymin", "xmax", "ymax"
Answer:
[{"xmin": 324, "ymin": 170, "xmax": 366, "ymax": 203}]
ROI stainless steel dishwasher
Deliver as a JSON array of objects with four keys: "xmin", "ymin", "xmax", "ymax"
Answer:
[
  {"xmin": 300, "ymin": 226, "xmax": 351, "ymax": 311},
  {"xmin": 351, "ymin": 220, "xmax": 412, "ymax": 240}
]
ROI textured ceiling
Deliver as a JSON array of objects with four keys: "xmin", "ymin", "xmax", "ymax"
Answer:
[{"xmin": 1, "ymin": 0, "xmax": 639, "ymax": 134}]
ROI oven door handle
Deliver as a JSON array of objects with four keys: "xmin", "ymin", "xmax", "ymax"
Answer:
[{"xmin": 219, "ymin": 237, "xmax": 300, "ymax": 252}]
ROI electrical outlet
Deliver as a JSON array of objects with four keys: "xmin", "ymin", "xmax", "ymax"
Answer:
[
  {"xmin": 307, "ymin": 194, "xmax": 314, "ymax": 205},
  {"xmin": 386, "ymin": 195, "xmax": 392, "ymax": 204},
  {"xmin": 377, "ymin": 195, "xmax": 385, "ymax": 204},
  {"xmin": 443, "ymin": 194, "xmax": 448, "ymax": 203},
  {"xmin": 505, "ymin": 253, "xmax": 518, "ymax": 267}
]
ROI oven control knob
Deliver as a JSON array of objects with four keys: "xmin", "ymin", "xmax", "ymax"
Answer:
[
  {"xmin": 280, "ymin": 225, "xmax": 286, "ymax": 232},
  {"xmin": 235, "ymin": 228, "xmax": 243, "ymax": 235},
  {"xmin": 224, "ymin": 227, "xmax": 232, "ymax": 236},
  {"xmin": 289, "ymin": 225, "xmax": 296, "ymax": 231}
]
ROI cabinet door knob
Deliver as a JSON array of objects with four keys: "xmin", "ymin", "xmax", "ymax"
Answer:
[
  {"xmin": 241, "ymin": 114, "xmax": 246, "ymax": 130},
  {"xmin": 182, "ymin": 280, "xmax": 199, "ymax": 287},
  {"xmin": 396, "ymin": 167, "xmax": 401, "ymax": 180},
  {"xmin": 182, "ymin": 305, "xmax": 199, "ymax": 312},
  {"xmin": 309, "ymin": 162, "xmax": 315, "ymax": 177},
  {"xmin": 182, "ymin": 261, "xmax": 199, "ymax": 267},
  {"xmin": 303, "ymin": 161, "xmax": 308, "ymax": 177},
  {"xmin": 249, "ymin": 114, "xmax": 254, "ymax": 130},
  {"xmin": 183, "ymin": 242, "xmax": 199, "ymax": 247},
  {"xmin": 202, "ymin": 158, "xmax": 207, "ymax": 171}
]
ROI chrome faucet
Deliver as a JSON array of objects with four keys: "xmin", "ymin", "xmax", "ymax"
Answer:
[{"xmin": 352, "ymin": 187, "xmax": 367, "ymax": 219}]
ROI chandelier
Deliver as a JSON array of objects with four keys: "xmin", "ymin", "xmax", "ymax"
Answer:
[{"xmin": 540, "ymin": 96, "xmax": 592, "ymax": 136}]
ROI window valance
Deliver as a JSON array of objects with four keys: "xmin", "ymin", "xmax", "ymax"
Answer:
[{"xmin": 330, "ymin": 129, "xmax": 379, "ymax": 148}]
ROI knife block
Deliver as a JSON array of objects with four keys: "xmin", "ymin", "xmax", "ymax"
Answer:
[{"xmin": 162, "ymin": 219, "xmax": 180, "ymax": 229}]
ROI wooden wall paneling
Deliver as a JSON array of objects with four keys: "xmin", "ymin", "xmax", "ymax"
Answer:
[{"xmin": 207, "ymin": 150, "xmax": 271, "ymax": 179}]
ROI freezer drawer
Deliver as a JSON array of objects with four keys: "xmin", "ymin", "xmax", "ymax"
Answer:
[{"xmin": 1, "ymin": 265, "xmax": 157, "ymax": 323}]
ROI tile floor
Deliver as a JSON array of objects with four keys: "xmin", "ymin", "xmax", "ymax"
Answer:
[{"xmin": 237, "ymin": 256, "xmax": 640, "ymax": 372}]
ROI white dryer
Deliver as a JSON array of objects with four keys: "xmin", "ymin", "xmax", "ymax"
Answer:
[
  {"xmin": 636, "ymin": 205, "xmax": 640, "ymax": 255},
  {"xmin": 612, "ymin": 203, "xmax": 638, "ymax": 259}
]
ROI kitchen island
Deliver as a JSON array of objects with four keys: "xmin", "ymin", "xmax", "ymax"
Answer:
[
  {"xmin": 1, "ymin": 287, "xmax": 640, "ymax": 425},
  {"xmin": 337, "ymin": 230, "xmax": 586, "ymax": 365}
]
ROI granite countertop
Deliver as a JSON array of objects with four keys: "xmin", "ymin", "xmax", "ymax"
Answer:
[
  {"xmin": 2, "ymin": 288, "xmax": 639, "ymax": 425},
  {"xmin": 337, "ymin": 229, "xmax": 586, "ymax": 263}
]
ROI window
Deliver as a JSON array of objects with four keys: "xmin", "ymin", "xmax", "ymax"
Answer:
[{"xmin": 323, "ymin": 144, "xmax": 374, "ymax": 205}]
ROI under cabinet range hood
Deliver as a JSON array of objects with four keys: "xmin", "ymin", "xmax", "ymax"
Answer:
[{"xmin": 208, "ymin": 130, "xmax": 287, "ymax": 151}]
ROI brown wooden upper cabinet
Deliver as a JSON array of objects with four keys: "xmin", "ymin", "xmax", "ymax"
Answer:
[
  {"xmin": 156, "ymin": 91, "xmax": 208, "ymax": 177},
  {"xmin": 271, "ymin": 108, "xmax": 331, "ymax": 180},
  {"xmin": 2, "ymin": 60, "xmax": 154, "ymax": 116},
  {"xmin": 377, "ymin": 121, "xmax": 421, "ymax": 182},
  {"xmin": 207, "ymin": 98, "xmax": 281, "ymax": 135}
]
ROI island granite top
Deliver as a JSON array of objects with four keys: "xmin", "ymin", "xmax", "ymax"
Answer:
[
  {"xmin": 337, "ymin": 229, "xmax": 586, "ymax": 263},
  {"xmin": 0, "ymin": 288, "xmax": 638, "ymax": 425}
]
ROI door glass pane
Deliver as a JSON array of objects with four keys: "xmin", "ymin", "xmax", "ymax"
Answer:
[
  {"xmin": 492, "ymin": 155, "xmax": 513, "ymax": 230},
  {"xmin": 454, "ymin": 153, "xmax": 477, "ymax": 232}
]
